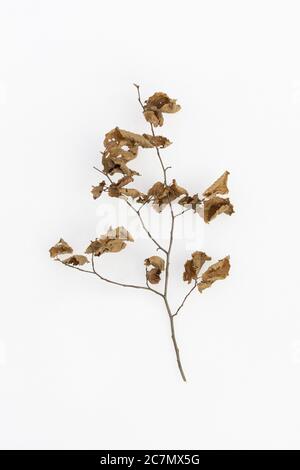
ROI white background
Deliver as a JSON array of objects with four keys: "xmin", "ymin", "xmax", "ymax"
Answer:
[{"xmin": 1, "ymin": 0, "xmax": 300, "ymax": 450}]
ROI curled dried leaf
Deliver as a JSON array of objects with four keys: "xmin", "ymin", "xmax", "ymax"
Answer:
[
  {"xmin": 142, "ymin": 134, "xmax": 172, "ymax": 148},
  {"xmin": 203, "ymin": 171, "xmax": 230, "ymax": 198},
  {"xmin": 102, "ymin": 127, "xmax": 144, "ymax": 177},
  {"xmin": 85, "ymin": 238, "xmax": 125, "ymax": 256},
  {"xmin": 63, "ymin": 255, "xmax": 89, "ymax": 266},
  {"xmin": 146, "ymin": 267, "xmax": 162, "ymax": 284},
  {"xmin": 143, "ymin": 92, "xmax": 181, "ymax": 127},
  {"xmin": 183, "ymin": 251, "xmax": 211, "ymax": 283},
  {"xmin": 119, "ymin": 188, "xmax": 143, "ymax": 199},
  {"xmin": 136, "ymin": 193, "xmax": 151, "ymax": 204},
  {"xmin": 169, "ymin": 180, "xmax": 187, "ymax": 198},
  {"xmin": 203, "ymin": 197, "xmax": 234, "ymax": 223},
  {"xmin": 85, "ymin": 226, "xmax": 133, "ymax": 256},
  {"xmin": 116, "ymin": 175, "xmax": 134, "ymax": 188},
  {"xmin": 178, "ymin": 193, "xmax": 202, "ymax": 211},
  {"xmin": 198, "ymin": 256, "xmax": 230, "ymax": 293},
  {"xmin": 104, "ymin": 127, "xmax": 154, "ymax": 150},
  {"xmin": 147, "ymin": 181, "xmax": 165, "ymax": 198},
  {"xmin": 148, "ymin": 179, "xmax": 187, "ymax": 210},
  {"xmin": 102, "ymin": 127, "xmax": 171, "ymax": 176},
  {"xmin": 108, "ymin": 185, "xmax": 121, "ymax": 198},
  {"xmin": 49, "ymin": 238, "xmax": 73, "ymax": 258},
  {"xmin": 108, "ymin": 175, "xmax": 135, "ymax": 198},
  {"xmin": 91, "ymin": 181, "xmax": 106, "ymax": 200},
  {"xmin": 104, "ymin": 239, "xmax": 126, "ymax": 253},
  {"xmin": 144, "ymin": 255, "xmax": 165, "ymax": 271}
]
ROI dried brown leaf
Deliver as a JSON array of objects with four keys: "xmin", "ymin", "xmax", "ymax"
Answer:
[
  {"xmin": 142, "ymin": 134, "xmax": 172, "ymax": 148},
  {"xmin": 49, "ymin": 238, "xmax": 73, "ymax": 258},
  {"xmin": 143, "ymin": 110, "xmax": 164, "ymax": 127},
  {"xmin": 183, "ymin": 251, "xmax": 211, "ymax": 283},
  {"xmin": 203, "ymin": 196, "xmax": 234, "ymax": 223},
  {"xmin": 147, "ymin": 181, "xmax": 165, "ymax": 198},
  {"xmin": 104, "ymin": 127, "xmax": 153, "ymax": 150},
  {"xmin": 146, "ymin": 267, "xmax": 162, "ymax": 284},
  {"xmin": 102, "ymin": 127, "xmax": 147, "ymax": 176},
  {"xmin": 169, "ymin": 180, "xmax": 188, "ymax": 198},
  {"xmin": 136, "ymin": 194, "xmax": 151, "ymax": 204},
  {"xmin": 85, "ymin": 226, "xmax": 133, "ymax": 256},
  {"xmin": 119, "ymin": 188, "xmax": 142, "ymax": 199},
  {"xmin": 198, "ymin": 256, "xmax": 230, "ymax": 292},
  {"xmin": 178, "ymin": 194, "xmax": 202, "ymax": 211},
  {"xmin": 116, "ymin": 175, "xmax": 134, "ymax": 188},
  {"xmin": 143, "ymin": 92, "xmax": 181, "ymax": 127},
  {"xmin": 203, "ymin": 171, "xmax": 230, "ymax": 198},
  {"xmin": 147, "ymin": 180, "xmax": 187, "ymax": 210},
  {"xmin": 91, "ymin": 181, "xmax": 106, "ymax": 200},
  {"xmin": 63, "ymin": 255, "xmax": 89, "ymax": 266},
  {"xmin": 108, "ymin": 185, "xmax": 121, "ymax": 198},
  {"xmin": 144, "ymin": 255, "xmax": 165, "ymax": 271}
]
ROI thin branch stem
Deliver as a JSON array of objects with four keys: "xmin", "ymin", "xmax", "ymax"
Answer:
[
  {"xmin": 174, "ymin": 207, "xmax": 193, "ymax": 218},
  {"xmin": 151, "ymin": 123, "xmax": 168, "ymax": 184},
  {"xmin": 164, "ymin": 297, "xmax": 187, "ymax": 382},
  {"xmin": 125, "ymin": 199, "xmax": 167, "ymax": 254},
  {"xmin": 93, "ymin": 166, "xmax": 113, "ymax": 184},
  {"xmin": 57, "ymin": 258, "xmax": 162, "ymax": 296},
  {"xmin": 173, "ymin": 281, "xmax": 197, "ymax": 317},
  {"xmin": 134, "ymin": 83, "xmax": 187, "ymax": 382},
  {"xmin": 91, "ymin": 256, "xmax": 150, "ymax": 291},
  {"xmin": 134, "ymin": 83, "xmax": 145, "ymax": 111}
]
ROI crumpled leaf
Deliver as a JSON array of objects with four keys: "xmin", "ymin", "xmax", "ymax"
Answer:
[
  {"xmin": 143, "ymin": 92, "xmax": 181, "ymax": 127},
  {"xmin": 142, "ymin": 134, "xmax": 172, "ymax": 148},
  {"xmin": 147, "ymin": 181, "xmax": 165, "ymax": 198},
  {"xmin": 119, "ymin": 188, "xmax": 143, "ymax": 199},
  {"xmin": 108, "ymin": 175, "xmax": 134, "ymax": 198},
  {"xmin": 115, "ymin": 175, "xmax": 134, "ymax": 187},
  {"xmin": 148, "ymin": 180, "xmax": 187, "ymax": 210},
  {"xmin": 178, "ymin": 193, "xmax": 202, "ymax": 211},
  {"xmin": 144, "ymin": 255, "xmax": 165, "ymax": 271},
  {"xmin": 85, "ymin": 226, "xmax": 133, "ymax": 256},
  {"xmin": 169, "ymin": 180, "xmax": 187, "ymax": 198},
  {"xmin": 136, "ymin": 193, "xmax": 151, "ymax": 204},
  {"xmin": 107, "ymin": 175, "xmax": 145, "ymax": 200},
  {"xmin": 91, "ymin": 180, "xmax": 106, "ymax": 200},
  {"xmin": 49, "ymin": 238, "xmax": 73, "ymax": 258},
  {"xmin": 102, "ymin": 127, "xmax": 150, "ymax": 177},
  {"xmin": 183, "ymin": 251, "xmax": 211, "ymax": 283},
  {"xmin": 146, "ymin": 267, "xmax": 162, "ymax": 284},
  {"xmin": 203, "ymin": 196, "xmax": 234, "ymax": 223},
  {"xmin": 63, "ymin": 255, "xmax": 89, "ymax": 266},
  {"xmin": 104, "ymin": 128, "xmax": 154, "ymax": 150},
  {"xmin": 198, "ymin": 256, "xmax": 230, "ymax": 292},
  {"xmin": 203, "ymin": 171, "xmax": 230, "ymax": 198},
  {"xmin": 101, "ymin": 127, "xmax": 171, "ymax": 177}
]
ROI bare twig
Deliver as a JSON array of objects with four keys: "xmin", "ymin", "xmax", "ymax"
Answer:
[
  {"xmin": 164, "ymin": 297, "xmax": 187, "ymax": 382},
  {"xmin": 125, "ymin": 199, "xmax": 167, "ymax": 254},
  {"xmin": 173, "ymin": 281, "xmax": 197, "ymax": 317},
  {"xmin": 93, "ymin": 166, "xmax": 113, "ymax": 184},
  {"xmin": 57, "ymin": 258, "xmax": 150, "ymax": 292},
  {"xmin": 133, "ymin": 83, "xmax": 145, "ymax": 110},
  {"xmin": 174, "ymin": 207, "xmax": 193, "ymax": 218}
]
